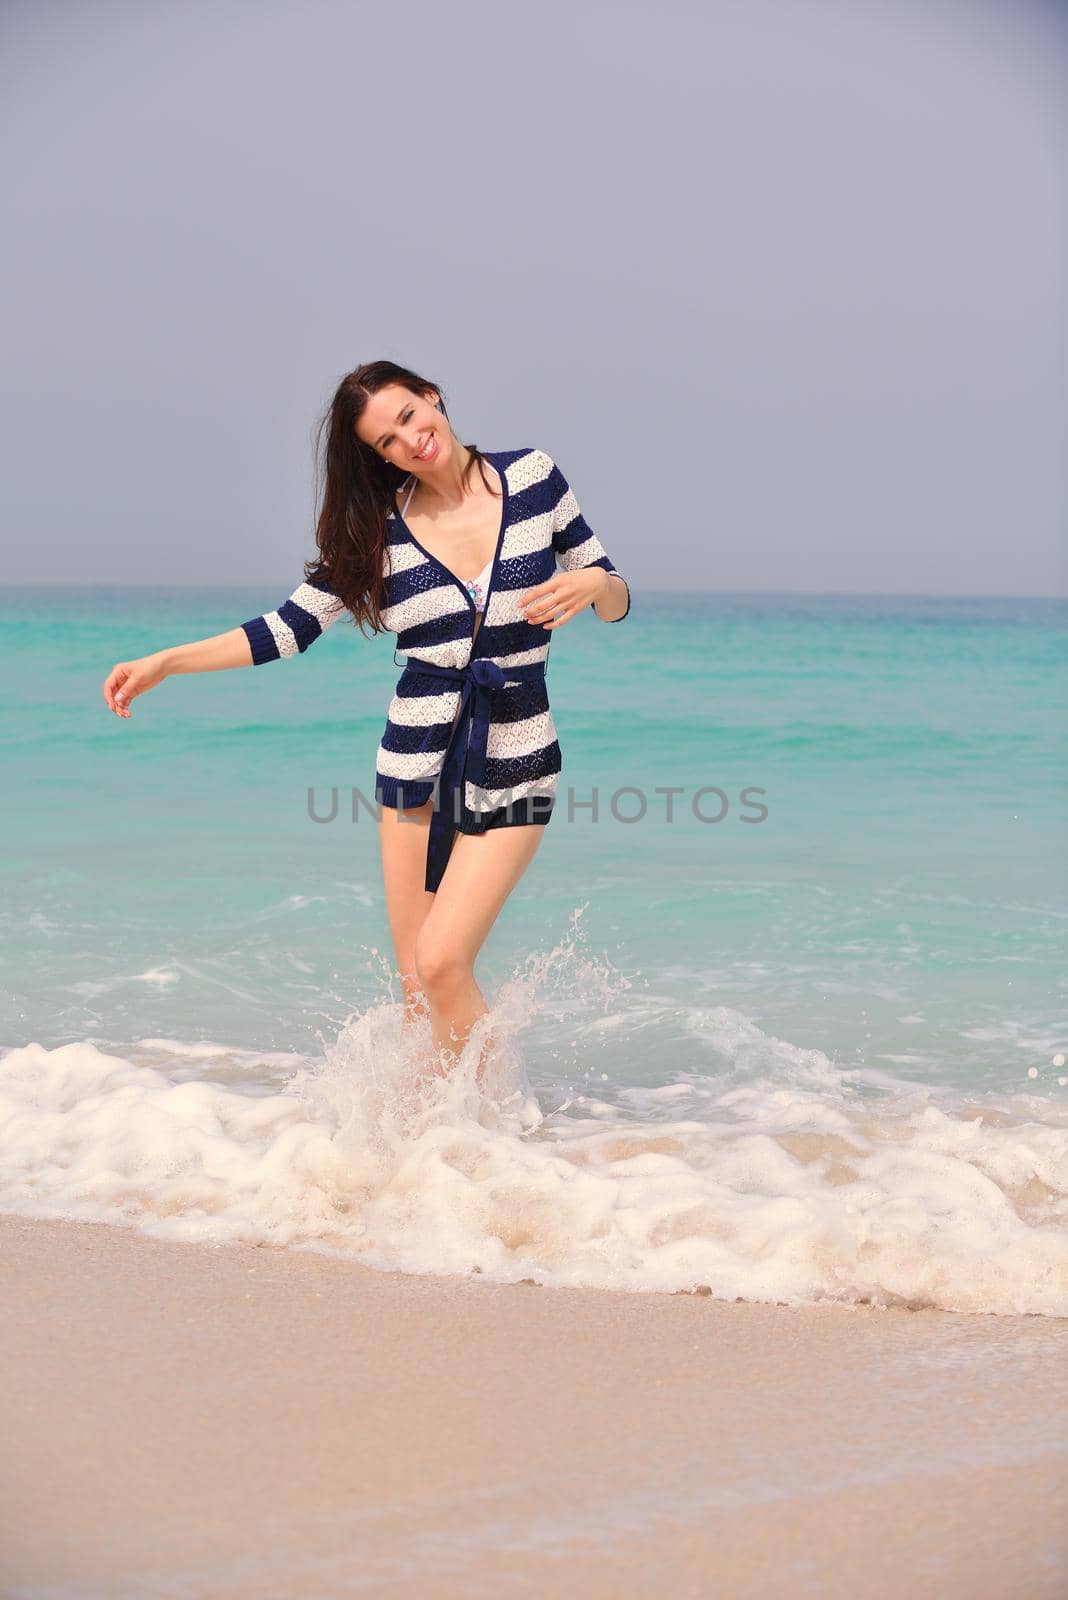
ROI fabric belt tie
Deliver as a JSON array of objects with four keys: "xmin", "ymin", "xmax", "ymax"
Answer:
[{"xmin": 398, "ymin": 656, "xmax": 547, "ymax": 893}]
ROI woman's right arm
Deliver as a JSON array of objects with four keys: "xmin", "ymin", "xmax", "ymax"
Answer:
[
  {"xmin": 102, "ymin": 576, "xmax": 347, "ymax": 718},
  {"xmin": 102, "ymin": 628, "xmax": 253, "ymax": 718}
]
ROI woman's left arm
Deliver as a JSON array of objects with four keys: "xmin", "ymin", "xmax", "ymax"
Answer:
[
  {"xmin": 519, "ymin": 451, "xmax": 632, "ymax": 629},
  {"xmin": 590, "ymin": 571, "xmax": 631, "ymax": 623}
]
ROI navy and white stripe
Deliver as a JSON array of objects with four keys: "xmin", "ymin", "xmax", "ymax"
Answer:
[
  {"xmin": 240, "ymin": 447, "xmax": 630, "ymax": 817},
  {"xmin": 240, "ymin": 579, "xmax": 347, "ymax": 664}
]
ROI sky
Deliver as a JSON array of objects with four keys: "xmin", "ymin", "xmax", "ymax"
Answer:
[{"xmin": 2, "ymin": 0, "xmax": 1064, "ymax": 596}]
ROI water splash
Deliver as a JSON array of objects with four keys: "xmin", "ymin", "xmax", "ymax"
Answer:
[{"xmin": 1, "ymin": 910, "xmax": 1065, "ymax": 1315}]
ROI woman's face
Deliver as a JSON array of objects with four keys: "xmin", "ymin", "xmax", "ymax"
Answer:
[{"xmin": 358, "ymin": 384, "xmax": 451, "ymax": 476}]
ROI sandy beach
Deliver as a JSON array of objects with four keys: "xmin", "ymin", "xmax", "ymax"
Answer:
[{"xmin": 0, "ymin": 1215, "xmax": 1065, "ymax": 1598}]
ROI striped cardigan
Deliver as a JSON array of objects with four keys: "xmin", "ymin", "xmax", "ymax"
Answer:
[{"xmin": 240, "ymin": 447, "xmax": 630, "ymax": 824}]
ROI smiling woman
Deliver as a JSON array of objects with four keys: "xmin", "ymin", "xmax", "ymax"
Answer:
[{"xmin": 101, "ymin": 359, "xmax": 631, "ymax": 1081}]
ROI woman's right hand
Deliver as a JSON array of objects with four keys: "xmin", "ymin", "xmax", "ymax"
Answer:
[{"xmin": 102, "ymin": 651, "xmax": 170, "ymax": 719}]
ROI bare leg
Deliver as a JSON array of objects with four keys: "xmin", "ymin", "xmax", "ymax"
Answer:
[
  {"xmin": 414, "ymin": 823, "xmax": 547, "ymax": 1078},
  {"xmin": 377, "ymin": 798, "xmax": 437, "ymax": 1029}
]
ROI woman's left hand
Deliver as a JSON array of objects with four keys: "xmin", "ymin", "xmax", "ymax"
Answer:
[{"xmin": 518, "ymin": 568, "xmax": 610, "ymax": 630}]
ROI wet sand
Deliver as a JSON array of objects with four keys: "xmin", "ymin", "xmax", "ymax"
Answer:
[{"xmin": 1, "ymin": 1214, "xmax": 1065, "ymax": 1598}]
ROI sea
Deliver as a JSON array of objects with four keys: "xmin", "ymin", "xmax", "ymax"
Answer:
[{"xmin": 1, "ymin": 586, "xmax": 1065, "ymax": 1316}]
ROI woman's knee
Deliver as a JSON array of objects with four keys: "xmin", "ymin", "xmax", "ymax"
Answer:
[{"xmin": 413, "ymin": 930, "xmax": 472, "ymax": 996}]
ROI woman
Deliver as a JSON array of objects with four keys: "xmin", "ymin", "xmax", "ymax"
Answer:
[{"xmin": 102, "ymin": 362, "xmax": 631, "ymax": 1078}]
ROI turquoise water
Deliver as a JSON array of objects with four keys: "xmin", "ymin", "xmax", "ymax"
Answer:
[
  {"xmin": 1, "ymin": 587, "xmax": 1065, "ymax": 1313},
  {"xmin": 4, "ymin": 586, "xmax": 1063, "ymax": 1087}
]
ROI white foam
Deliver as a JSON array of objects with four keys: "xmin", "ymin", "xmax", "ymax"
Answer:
[{"xmin": 1, "ymin": 923, "xmax": 1065, "ymax": 1317}]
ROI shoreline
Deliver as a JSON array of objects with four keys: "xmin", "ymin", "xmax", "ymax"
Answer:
[{"xmin": 2, "ymin": 1213, "xmax": 1066, "ymax": 1598}]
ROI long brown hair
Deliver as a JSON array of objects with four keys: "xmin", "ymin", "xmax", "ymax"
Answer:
[{"xmin": 303, "ymin": 360, "xmax": 497, "ymax": 635}]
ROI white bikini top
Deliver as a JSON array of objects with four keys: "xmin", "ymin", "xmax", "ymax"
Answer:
[{"xmin": 401, "ymin": 476, "xmax": 494, "ymax": 611}]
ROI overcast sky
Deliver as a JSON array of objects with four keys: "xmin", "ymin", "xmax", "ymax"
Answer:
[{"xmin": 2, "ymin": 0, "xmax": 1064, "ymax": 596}]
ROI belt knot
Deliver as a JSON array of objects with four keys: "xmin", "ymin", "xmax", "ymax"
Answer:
[{"xmin": 469, "ymin": 659, "xmax": 506, "ymax": 691}]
